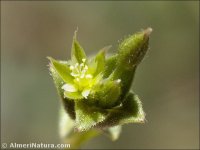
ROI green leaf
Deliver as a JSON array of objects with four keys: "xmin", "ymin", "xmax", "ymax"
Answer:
[
  {"xmin": 47, "ymin": 57, "xmax": 74, "ymax": 84},
  {"xmin": 75, "ymin": 101, "xmax": 107, "ymax": 131},
  {"xmin": 96, "ymin": 92, "xmax": 145, "ymax": 128},
  {"xmin": 103, "ymin": 125, "xmax": 122, "ymax": 141},
  {"xmin": 71, "ymin": 30, "xmax": 86, "ymax": 63}
]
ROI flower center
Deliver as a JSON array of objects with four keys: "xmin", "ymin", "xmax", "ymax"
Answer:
[
  {"xmin": 69, "ymin": 58, "xmax": 93, "ymax": 90},
  {"xmin": 70, "ymin": 59, "xmax": 93, "ymax": 81}
]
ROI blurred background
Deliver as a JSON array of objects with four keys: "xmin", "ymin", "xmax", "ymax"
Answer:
[{"xmin": 1, "ymin": 1, "xmax": 199, "ymax": 149}]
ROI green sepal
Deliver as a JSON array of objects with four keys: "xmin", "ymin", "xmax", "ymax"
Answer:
[
  {"xmin": 48, "ymin": 61, "xmax": 75, "ymax": 119},
  {"xmin": 88, "ymin": 45, "xmax": 111, "ymax": 77},
  {"xmin": 93, "ymin": 49, "xmax": 106, "ymax": 76},
  {"xmin": 75, "ymin": 101, "xmax": 107, "ymax": 131},
  {"xmin": 47, "ymin": 57, "xmax": 74, "ymax": 84},
  {"xmin": 59, "ymin": 106, "xmax": 101, "ymax": 149},
  {"xmin": 64, "ymin": 91, "xmax": 84, "ymax": 100},
  {"xmin": 96, "ymin": 92, "xmax": 145, "ymax": 128},
  {"xmin": 71, "ymin": 30, "xmax": 86, "ymax": 64},
  {"xmin": 103, "ymin": 54, "xmax": 118, "ymax": 78}
]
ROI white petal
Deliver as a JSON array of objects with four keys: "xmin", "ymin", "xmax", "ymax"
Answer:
[
  {"xmin": 85, "ymin": 74, "xmax": 93, "ymax": 79},
  {"xmin": 71, "ymin": 72, "xmax": 79, "ymax": 77},
  {"xmin": 82, "ymin": 89, "xmax": 90, "ymax": 98},
  {"xmin": 116, "ymin": 79, "xmax": 121, "ymax": 83},
  {"xmin": 62, "ymin": 84, "xmax": 77, "ymax": 92}
]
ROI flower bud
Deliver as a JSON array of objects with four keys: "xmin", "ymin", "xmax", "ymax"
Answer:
[{"xmin": 109, "ymin": 28, "xmax": 152, "ymax": 100}]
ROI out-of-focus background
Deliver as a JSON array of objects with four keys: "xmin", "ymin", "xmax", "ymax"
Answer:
[{"xmin": 1, "ymin": 1, "xmax": 199, "ymax": 149}]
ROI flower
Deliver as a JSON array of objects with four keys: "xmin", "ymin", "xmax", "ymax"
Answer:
[
  {"xmin": 48, "ymin": 28, "xmax": 152, "ymax": 136},
  {"xmin": 61, "ymin": 58, "xmax": 97, "ymax": 99}
]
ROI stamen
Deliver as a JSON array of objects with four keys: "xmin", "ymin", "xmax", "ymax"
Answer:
[
  {"xmin": 82, "ymin": 58, "xmax": 86, "ymax": 62},
  {"xmin": 75, "ymin": 63, "xmax": 79, "ymax": 67},
  {"xmin": 74, "ymin": 66, "xmax": 80, "ymax": 74},
  {"xmin": 84, "ymin": 66, "xmax": 88, "ymax": 70},
  {"xmin": 70, "ymin": 66, "xmax": 74, "ymax": 70},
  {"xmin": 70, "ymin": 59, "xmax": 93, "ymax": 83},
  {"xmin": 116, "ymin": 79, "xmax": 121, "ymax": 83}
]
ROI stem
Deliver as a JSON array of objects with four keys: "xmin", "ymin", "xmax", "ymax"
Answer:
[{"xmin": 63, "ymin": 129, "xmax": 101, "ymax": 149}]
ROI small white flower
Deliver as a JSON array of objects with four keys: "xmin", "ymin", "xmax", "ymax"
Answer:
[{"xmin": 62, "ymin": 59, "xmax": 96, "ymax": 99}]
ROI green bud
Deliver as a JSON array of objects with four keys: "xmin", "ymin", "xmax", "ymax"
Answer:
[
  {"xmin": 109, "ymin": 28, "xmax": 152, "ymax": 100},
  {"xmin": 118, "ymin": 28, "xmax": 152, "ymax": 69},
  {"xmin": 89, "ymin": 79, "xmax": 121, "ymax": 109}
]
